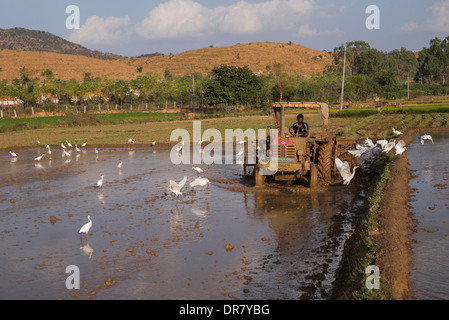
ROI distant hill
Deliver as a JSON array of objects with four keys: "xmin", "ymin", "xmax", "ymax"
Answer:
[
  {"xmin": 0, "ymin": 41, "xmax": 332, "ymax": 82},
  {"xmin": 0, "ymin": 28, "xmax": 122, "ymax": 60}
]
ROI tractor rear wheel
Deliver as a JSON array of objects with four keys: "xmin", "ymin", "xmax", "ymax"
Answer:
[{"xmin": 316, "ymin": 141, "xmax": 335, "ymax": 182}]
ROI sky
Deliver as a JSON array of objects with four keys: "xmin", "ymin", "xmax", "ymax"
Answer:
[{"xmin": 0, "ymin": 0, "xmax": 448, "ymax": 57}]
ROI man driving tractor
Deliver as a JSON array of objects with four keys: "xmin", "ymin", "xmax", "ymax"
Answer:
[{"xmin": 291, "ymin": 114, "xmax": 310, "ymax": 137}]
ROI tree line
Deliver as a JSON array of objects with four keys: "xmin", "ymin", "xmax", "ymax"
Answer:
[{"xmin": 1, "ymin": 36, "xmax": 449, "ymax": 110}]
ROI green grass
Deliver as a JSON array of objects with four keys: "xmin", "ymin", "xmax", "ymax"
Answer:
[
  {"xmin": 332, "ymin": 153, "xmax": 395, "ymax": 300},
  {"xmin": 330, "ymin": 105, "xmax": 449, "ymax": 118},
  {"xmin": 0, "ymin": 111, "xmax": 186, "ymax": 133}
]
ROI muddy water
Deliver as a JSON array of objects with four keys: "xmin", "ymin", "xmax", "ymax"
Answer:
[
  {"xmin": 408, "ymin": 132, "xmax": 449, "ymax": 300},
  {"xmin": 0, "ymin": 145, "xmax": 363, "ymax": 300}
]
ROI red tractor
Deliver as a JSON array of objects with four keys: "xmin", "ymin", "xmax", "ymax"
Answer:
[{"xmin": 244, "ymin": 102, "xmax": 356, "ymax": 187}]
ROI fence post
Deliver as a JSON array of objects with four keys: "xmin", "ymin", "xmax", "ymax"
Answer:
[
  {"xmin": 31, "ymin": 107, "xmax": 34, "ymax": 115},
  {"xmin": 1, "ymin": 109, "xmax": 3, "ymax": 118},
  {"xmin": 84, "ymin": 105, "xmax": 86, "ymax": 113},
  {"xmin": 14, "ymin": 109, "xmax": 17, "ymax": 117}
]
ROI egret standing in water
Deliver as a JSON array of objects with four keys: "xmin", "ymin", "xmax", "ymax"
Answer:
[
  {"xmin": 9, "ymin": 151, "xmax": 18, "ymax": 158},
  {"xmin": 96, "ymin": 175, "xmax": 105, "ymax": 188},
  {"xmin": 79, "ymin": 215, "xmax": 92, "ymax": 238},
  {"xmin": 34, "ymin": 154, "xmax": 45, "ymax": 161}
]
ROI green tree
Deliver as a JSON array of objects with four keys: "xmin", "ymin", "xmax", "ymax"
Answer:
[{"xmin": 203, "ymin": 65, "xmax": 264, "ymax": 107}]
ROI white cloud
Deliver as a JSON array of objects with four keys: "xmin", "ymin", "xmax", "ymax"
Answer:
[
  {"xmin": 427, "ymin": 0, "xmax": 449, "ymax": 32},
  {"xmin": 400, "ymin": 0, "xmax": 449, "ymax": 33},
  {"xmin": 135, "ymin": 0, "xmax": 316, "ymax": 39},
  {"xmin": 297, "ymin": 24, "xmax": 343, "ymax": 38},
  {"xmin": 134, "ymin": 0, "xmax": 212, "ymax": 39},
  {"xmin": 68, "ymin": 16, "xmax": 131, "ymax": 46},
  {"xmin": 68, "ymin": 0, "xmax": 346, "ymax": 46}
]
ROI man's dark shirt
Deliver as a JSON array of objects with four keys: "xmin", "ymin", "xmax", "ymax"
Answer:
[{"xmin": 292, "ymin": 121, "xmax": 309, "ymax": 136}]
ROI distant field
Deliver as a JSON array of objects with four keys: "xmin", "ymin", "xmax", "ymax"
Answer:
[{"xmin": 1, "ymin": 107, "xmax": 448, "ymax": 150}]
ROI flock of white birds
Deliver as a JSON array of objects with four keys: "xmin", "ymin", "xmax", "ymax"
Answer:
[
  {"xmin": 334, "ymin": 128, "xmax": 434, "ymax": 185},
  {"xmin": 6, "ymin": 131, "xmax": 435, "ymax": 234},
  {"xmin": 7, "ymin": 138, "xmax": 160, "ymax": 238},
  {"xmin": 169, "ymin": 140, "xmax": 212, "ymax": 197}
]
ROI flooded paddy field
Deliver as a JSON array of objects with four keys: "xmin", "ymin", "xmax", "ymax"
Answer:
[
  {"xmin": 0, "ymin": 145, "xmax": 365, "ymax": 300},
  {"xmin": 408, "ymin": 131, "xmax": 449, "ymax": 299}
]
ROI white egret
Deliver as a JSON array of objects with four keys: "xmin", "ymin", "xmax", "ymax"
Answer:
[
  {"xmin": 420, "ymin": 134, "xmax": 434, "ymax": 144},
  {"xmin": 66, "ymin": 140, "xmax": 73, "ymax": 147},
  {"xmin": 118, "ymin": 161, "xmax": 123, "ymax": 169},
  {"xmin": 395, "ymin": 140, "xmax": 407, "ymax": 155},
  {"xmin": 61, "ymin": 143, "xmax": 66, "ymax": 149},
  {"xmin": 236, "ymin": 149, "xmax": 244, "ymax": 157},
  {"xmin": 376, "ymin": 139, "xmax": 388, "ymax": 149},
  {"xmin": 392, "ymin": 128, "xmax": 403, "ymax": 135},
  {"xmin": 364, "ymin": 137, "xmax": 375, "ymax": 148},
  {"xmin": 34, "ymin": 154, "xmax": 45, "ymax": 161},
  {"xmin": 169, "ymin": 176, "xmax": 187, "ymax": 196},
  {"xmin": 96, "ymin": 175, "xmax": 105, "ymax": 187},
  {"xmin": 81, "ymin": 142, "xmax": 88, "ymax": 147},
  {"xmin": 175, "ymin": 144, "xmax": 183, "ymax": 153},
  {"xmin": 62, "ymin": 149, "xmax": 71, "ymax": 157},
  {"xmin": 152, "ymin": 140, "xmax": 156, "ymax": 146},
  {"xmin": 348, "ymin": 149, "xmax": 368, "ymax": 157},
  {"xmin": 382, "ymin": 140, "xmax": 396, "ymax": 153},
  {"xmin": 46, "ymin": 145, "xmax": 52, "ymax": 155},
  {"xmin": 79, "ymin": 215, "xmax": 92, "ymax": 236},
  {"xmin": 95, "ymin": 148, "xmax": 99, "ymax": 154},
  {"xmin": 36, "ymin": 140, "xmax": 40, "ymax": 145},
  {"xmin": 190, "ymin": 176, "xmax": 211, "ymax": 188},
  {"xmin": 128, "ymin": 139, "xmax": 135, "ymax": 143},
  {"xmin": 75, "ymin": 144, "xmax": 81, "ymax": 153},
  {"xmin": 9, "ymin": 151, "xmax": 18, "ymax": 157},
  {"xmin": 335, "ymin": 158, "xmax": 358, "ymax": 185},
  {"xmin": 192, "ymin": 167, "xmax": 203, "ymax": 174}
]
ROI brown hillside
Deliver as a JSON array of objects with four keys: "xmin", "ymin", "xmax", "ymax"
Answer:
[{"xmin": 0, "ymin": 42, "xmax": 331, "ymax": 82}]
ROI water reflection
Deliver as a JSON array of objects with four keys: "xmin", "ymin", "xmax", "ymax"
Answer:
[
  {"xmin": 80, "ymin": 242, "xmax": 95, "ymax": 260},
  {"xmin": 408, "ymin": 131, "xmax": 449, "ymax": 300}
]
